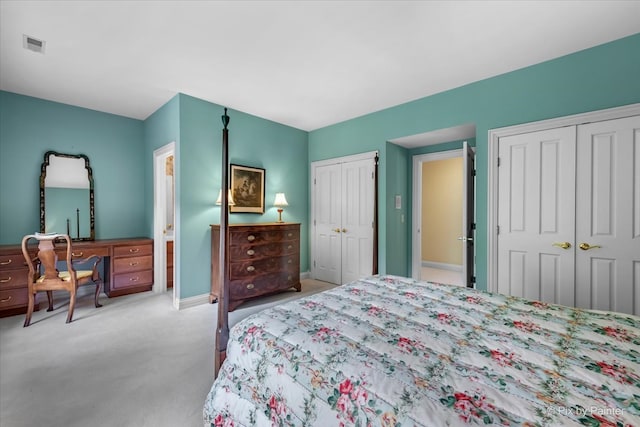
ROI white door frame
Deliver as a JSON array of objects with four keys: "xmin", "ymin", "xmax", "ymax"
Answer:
[
  {"xmin": 310, "ymin": 150, "xmax": 378, "ymax": 281},
  {"xmin": 153, "ymin": 141, "xmax": 177, "ymax": 308},
  {"xmin": 411, "ymin": 149, "xmax": 463, "ymax": 280},
  {"xmin": 487, "ymin": 103, "xmax": 640, "ymax": 292}
]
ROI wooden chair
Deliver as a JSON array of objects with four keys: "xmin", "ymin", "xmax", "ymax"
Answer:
[{"xmin": 22, "ymin": 233, "xmax": 103, "ymax": 327}]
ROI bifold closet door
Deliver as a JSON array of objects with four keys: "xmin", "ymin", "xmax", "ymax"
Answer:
[
  {"xmin": 575, "ymin": 115, "xmax": 640, "ymax": 315},
  {"xmin": 313, "ymin": 156, "xmax": 375, "ymax": 285},
  {"xmin": 314, "ymin": 162, "xmax": 342, "ymax": 284},
  {"xmin": 497, "ymin": 126, "xmax": 577, "ymax": 306},
  {"xmin": 340, "ymin": 158, "xmax": 374, "ymax": 284}
]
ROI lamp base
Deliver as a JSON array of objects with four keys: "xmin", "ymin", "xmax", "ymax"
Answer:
[{"xmin": 276, "ymin": 209, "xmax": 284, "ymax": 223}]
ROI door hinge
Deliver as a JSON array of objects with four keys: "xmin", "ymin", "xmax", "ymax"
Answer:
[
  {"xmin": 314, "ymin": 178, "xmax": 316, "ymax": 185},
  {"xmin": 497, "ymin": 225, "xmax": 500, "ymax": 235},
  {"xmin": 497, "ymin": 157, "xmax": 501, "ymax": 167},
  {"xmin": 314, "ymin": 219, "xmax": 316, "ymax": 226},
  {"xmin": 471, "ymin": 276, "xmax": 476, "ymax": 284},
  {"xmin": 313, "ymin": 260, "xmax": 316, "ymax": 268},
  {"xmin": 472, "ymin": 169, "xmax": 476, "ymax": 177},
  {"xmin": 472, "ymin": 222, "xmax": 476, "ymax": 230}
]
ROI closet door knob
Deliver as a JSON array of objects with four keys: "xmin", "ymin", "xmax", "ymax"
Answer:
[
  {"xmin": 552, "ymin": 242, "xmax": 571, "ymax": 250},
  {"xmin": 333, "ymin": 228, "xmax": 341, "ymax": 233},
  {"xmin": 579, "ymin": 243, "xmax": 601, "ymax": 250}
]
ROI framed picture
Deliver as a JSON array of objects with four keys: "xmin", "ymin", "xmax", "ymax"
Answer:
[{"xmin": 230, "ymin": 164, "xmax": 265, "ymax": 213}]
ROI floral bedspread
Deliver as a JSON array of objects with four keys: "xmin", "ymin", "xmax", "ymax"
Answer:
[{"xmin": 204, "ymin": 275, "xmax": 640, "ymax": 426}]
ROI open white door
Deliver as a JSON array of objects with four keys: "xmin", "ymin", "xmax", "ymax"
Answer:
[
  {"xmin": 461, "ymin": 141, "xmax": 475, "ymax": 287},
  {"xmin": 153, "ymin": 142, "xmax": 177, "ymax": 309}
]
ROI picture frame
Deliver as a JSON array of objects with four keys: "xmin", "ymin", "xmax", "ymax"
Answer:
[{"xmin": 230, "ymin": 164, "xmax": 265, "ymax": 213}]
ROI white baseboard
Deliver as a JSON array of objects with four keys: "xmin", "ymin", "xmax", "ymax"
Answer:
[
  {"xmin": 421, "ymin": 261, "xmax": 462, "ymax": 272},
  {"xmin": 176, "ymin": 293, "xmax": 210, "ymax": 310}
]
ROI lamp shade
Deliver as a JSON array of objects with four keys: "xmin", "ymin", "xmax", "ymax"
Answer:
[
  {"xmin": 273, "ymin": 193, "xmax": 288, "ymax": 207},
  {"xmin": 216, "ymin": 189, "xmax": 235, "ymax": 206}
]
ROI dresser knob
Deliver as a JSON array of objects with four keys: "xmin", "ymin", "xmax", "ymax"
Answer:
[
  {"xmin": 129, "ymin": 276, "xmax": 139, "ymax": 282},
  {"xmin": 247, "ymin": 235, "xmax": 256, "ymax": 242},
  {"xmin": 0, "ymin": 259, "xmax": 12, "ymax": 265},
  {"xmin": 71, "ymin": 251, "xmax": 84, "ymax": 257},
  {"xmin": 288, "ymin": 233, "xmax": 292, "ymax": 237},
  {"xmin": 247, "ymin": 266, "xmax": 255, "ymax": 272},
  {"xmin": 0, "ymin": 295, "xmax": 12, "ymax": 303},
  {"xmin": 288, "ymin": 259, "xmax": 292, "ymax": 264},
  {"xmin": 246, "ymin": 283, "xmax": 255, "ymax": 290},
  {"xmin": 287, "ymin": 245, "xmax": 292, "ymax": 250},
  {"xmin": 247, "ymin": 249, "xmax": 255, "ymax": 256},
  {"xmin": 129, "ymin": 262, "xmax": 139, "ymax": 267},
  {"xmin": 288, "ymin": 275, "xmax": 292, "ymax": 281},
  {"xmin": 0, "ymin": 276, "xmax": 11, "ymax": 283},
  {"xmin": 129, "ymin": 248, "xmax": 140, "ymax": 253}
]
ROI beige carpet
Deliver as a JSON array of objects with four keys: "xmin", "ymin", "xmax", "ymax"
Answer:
[{"xmin": 0, "ymin": 278, "xmax": 336, "ymax": 427}]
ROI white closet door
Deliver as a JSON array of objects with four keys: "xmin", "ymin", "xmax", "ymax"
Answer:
[
  {"xmin": 314, "ymin": 162, "xmax": 342, "ymax": 284},
  {"xmin": 340, "ymin": 158, "xmax": 374, "ymax": 284},
  {"xmin": 575, "ymin": 115, "xmax": 640, "ymax": 314},
  {"xmin": 497, "ymin": 126, "xmax": 577, "ymax": 304}
]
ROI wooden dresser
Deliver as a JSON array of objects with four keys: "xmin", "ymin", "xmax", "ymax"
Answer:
[
  {"xmin": 210, "ymin": 223, "xmax": 301, "ymax": 311},
  {"xmin": 0, "ymin": 237, "xmax": 153, "ymax": 317}
]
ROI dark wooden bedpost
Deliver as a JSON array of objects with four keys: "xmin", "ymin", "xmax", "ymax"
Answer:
[
  {"xmin": 214, "ymin": 108, "xmax": 231, "ymax": 378},
  {"xmin": 372, "ymin": 153, "xmax": 379, "ymax": 275}
]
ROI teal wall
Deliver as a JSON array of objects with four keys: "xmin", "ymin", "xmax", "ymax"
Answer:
[
  {"xmin": 309, "ymin": 33, "xmax": 640, "ymax": 290},
  {"xmin": 143, "ymin": 94, "xmax": 309, "ymax": 299},
  {"xmin": 0, "ymin": 91, "xmax": 145, "ymax": 244}
]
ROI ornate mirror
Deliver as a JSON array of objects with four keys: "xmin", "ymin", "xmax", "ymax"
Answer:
[{"xmin": 40, "ymin": 151, "xmax": 95, "ymax": 241}]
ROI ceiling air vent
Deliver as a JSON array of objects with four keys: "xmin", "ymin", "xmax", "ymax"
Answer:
[{"xmin": 23, "ymin": 34, "xmax": 45, "ymax": 54}]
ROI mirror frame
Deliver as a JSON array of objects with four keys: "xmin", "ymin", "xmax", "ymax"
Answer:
[{"xmin": 40, "ymin": 150, "xmax": 95, "ymax": 241}]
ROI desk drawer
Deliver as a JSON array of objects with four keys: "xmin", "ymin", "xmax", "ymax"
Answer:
[
  {"xmin": 113, "ymin": 255, "xmax": 152, "ymax": 274},
  {"xmin": 112, "ymin": 270, "xmax": 153, "ymax": 290},
  {"xmin": 0, "ymin": 269, "xmax": 29, "ymax": 290},
  {"xmin": 114, "ymin": 244, "xmax": 152, "ymax": 258},
  {"xmin": 0, "ymin": 288, "xmax": 28, "ymax": 309},
  {"xmin": 0, "ymin": 254, "xmax": 26, "ymax": 271}
]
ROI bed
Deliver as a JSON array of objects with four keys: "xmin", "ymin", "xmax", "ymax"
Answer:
[{"xmin": 204, "ymin": 274, "xmax": 640, "ymax": 426}]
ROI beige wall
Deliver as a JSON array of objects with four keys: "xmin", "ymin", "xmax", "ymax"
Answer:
[{"xmin": 422, "ymin": 157, "xmax": 463, "ymax": 265}]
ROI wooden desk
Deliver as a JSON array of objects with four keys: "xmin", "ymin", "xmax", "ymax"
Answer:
[{"xmin": 0, "ymin": 237, "xmax": 153, "ymax": 317}]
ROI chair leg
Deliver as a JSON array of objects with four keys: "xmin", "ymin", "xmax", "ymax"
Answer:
[
  {"xmin": 94, "ymin": 279, "xmax": 103, "ymax": 308},
  {"xmin": 66, "ymin": 290, "xmax": 77, "ymax": 324},
  {"xmin": 46, "ymin": 291, "xmax": 54, "ymax": 312},
  {"xmin": 23, "ymin": 291, "xmax": 35, "ymax": 327}
]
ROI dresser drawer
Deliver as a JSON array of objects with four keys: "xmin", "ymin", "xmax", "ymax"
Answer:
[
  {"xmin": 229, "ymin": 240, "xmax": 299, "ymax": 260},
  {"xmin": 0, "ymin": 254, "xmax": 26, "ymax": 271},
  {"xmin": 230, "ymin": 229, "xmax": 298, "ymax": 245},
  {"xmin": 229, "ymin": 255, "xmax": 298, "ymax": 278},
  {"xmin": 0, "ymin": 288, "xmax": 28, "ymax": 309},
  {"xmin": 112, "ymin": 270, "xmax": 153, "ymax": 290},
  {"xmin": 113, "ymin": 244, "xmax": 152, "ymax": 258},
  {"xmin": 0, "ymin": 269, "xmax": 29, "ymax": 290},
  {"xmin": 229, "ymin": 272, "xmax": 299, "ymax": 300},
  {"xmin": 113, "ymin": 255, "xmax": 153, "ymax": 274}
]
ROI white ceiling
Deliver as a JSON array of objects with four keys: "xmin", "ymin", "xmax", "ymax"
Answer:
[{"xmin": 1, "ymin": 1, "xmax": 639, "ymax": 132}]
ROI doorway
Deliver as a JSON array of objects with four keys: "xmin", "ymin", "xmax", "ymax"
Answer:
[
  {"xmin": 411, "ymin": 143, "xmax": 475, "ymax": 287},
  {"xmin": 153, "ymin": 142, "xmax": 177, "ymax": 308}
]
